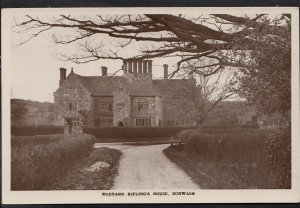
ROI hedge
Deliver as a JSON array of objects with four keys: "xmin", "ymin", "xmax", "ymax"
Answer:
[
  {"xmin": 11, "ymin": 125, "xmax": 63, "ymax": 136},
  {"xmin": 84, "ymin": 126, "xmax": 198, "ymax": 142},
  {"xmin": 12, "ymin": 134, "xmax": 63, "ymax": 148},
  {"xmin": 11, "ymin": 134, "xmax": 96, "ymax": 190},
  {"xmin": 185, "ymin": 130, "xmax": 272, "ymax": 162},
  {"xmin": 179, "ymin": 128, "xmax": 290, "ymax": 188}
]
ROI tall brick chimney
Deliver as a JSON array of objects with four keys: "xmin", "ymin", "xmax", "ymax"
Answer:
[
  {"xmin": 163, "ymin": 64, "xmax": 168, "ymax": 79},
  {"xmin": 101, "ymin": 66, "xmax": 108, "ymax": 76},
  {"xmin": 59, "ymin": 67, "xmax": 67, "ymax": 86},
  {"xmin": 148, "ymin": 60, "xmax": 152, "ymax": 74}
]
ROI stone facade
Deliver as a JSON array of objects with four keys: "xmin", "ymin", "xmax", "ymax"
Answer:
[{"xmin": 53, "ymin": 61, "xmax": 197, "ymax": 129}]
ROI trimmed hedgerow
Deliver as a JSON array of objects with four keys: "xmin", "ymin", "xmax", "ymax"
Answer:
[
  {"xmin": 11, "ymin": 134, "xmax": 96, "ymax": 190},
  {"xmin": 84, "ymin": 126, "xmax": 197, "ymax": 142},
  {"xmin": 11, "ymin": 125, "xmax": 63, "ymax": 136},
  {"xmin": 84, "ymin": 125, "xmax": 256, "ymax": 142}
]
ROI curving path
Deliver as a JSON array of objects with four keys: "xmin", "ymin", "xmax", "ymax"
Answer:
[{"xmin": 94, "ymin": 143, "xmax": 200, "ymax": 190}]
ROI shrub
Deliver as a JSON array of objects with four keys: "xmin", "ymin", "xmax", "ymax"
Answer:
[
  {"xmin": 185, "ymin": 131, "xmax": 270, "ymax": 162},
  {"xmin": 12, "ymin": 135, "xmax": 63, "ymax": 148},
  {"xmin": 264, "ymin": 128, "xmax": 291, "ymax": 188},
  {"xmin": 11, "ymin": 125, "xmax": 63, "ymax": 136},
  {"xmin": 168, "ymin": 128, "xmax": 290, "ymax": 188},
  {"xmin": 11, "ymin": 134, "xmax": 96, "ymax": 190}
]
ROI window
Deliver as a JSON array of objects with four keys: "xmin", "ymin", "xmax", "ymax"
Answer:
[
  {"xmin": 135, "ymin": 118, "xmax": 152, "ymax": 127},
  {"xmin": 138, "ymin": 103, "xmax": 149, "ymax": 111},
  {"xmin": 175, "ymin": 120, "xmax": 185, "ymax": 126},
  {"xmin": 100, "ymin": 117, "xmax": 113, "ymax": 127},
  {"xmin": 101, "ymin": 117, "xmax": 113, "ymax": 124},
  {"xmin": 94, "ymin": 119, "xmax": 100, "ymax": 126},
  {"xmin": 71, "ymin": 118, "xmax": 81, "ymax": 127},
  {"xmin": 117, "ymin": 103, "xmax": 124, "ymax": 111},
  {"xmin": 98, "ymin": 103, "xmax": 112, "ymax": 112},
  {"xmin": 67, "ymin": 102, "xmax": 78, "ymax": 111}
]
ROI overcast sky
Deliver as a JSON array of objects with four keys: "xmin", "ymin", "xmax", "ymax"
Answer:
[
  {"xmin": 10, "ymin": 16, "xmax": 183, "ymax": 103},
  {"xmin": 9, "ymin": 11, "xmax": 284, "ymax": 103}
]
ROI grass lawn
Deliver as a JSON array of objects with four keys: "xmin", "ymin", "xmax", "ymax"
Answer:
[{"xmin": 47, "ymin": 147, "xmax": 122, "ymax": 190}]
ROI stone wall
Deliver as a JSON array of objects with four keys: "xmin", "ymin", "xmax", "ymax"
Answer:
[
  {"xmin": 53, "ymin": 73, "xmax": 91, "ymax": 126},
  {"xmin": 93, "ymin": 96, "xmax": 114, "ymax": 127},
  {"xmin": 113, "ymin": 88, "xmax": 131, "ymax": 126}
]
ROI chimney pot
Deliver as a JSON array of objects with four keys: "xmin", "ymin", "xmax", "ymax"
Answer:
[
  {"xmin": 138, "ymin": 61, "xmax": 143, "ymax": 73},
  {"xmin": 133, "ymin": 61, "xmax": 138, "ymax": 74},
  {"xmin": 148, "ymin": 60, "xmax": 153, "ymax": 74},
  {"xmin": 101, "ymin": 66, "xmax": 108, "ymax": 76},
  {"xmin": 128, "ymin": 61, "xmax": 133, "ymax": 73},
  {"xmin": 142, "ymin": 61, "xmax": 147, "ymax": 74},
  {"xmin": 163, "ymin": 64, "xmax": 168, "ymax": 79},
  {"xmin": 59, "ymin": 67, "xmax": 67, "ymax": 86}
]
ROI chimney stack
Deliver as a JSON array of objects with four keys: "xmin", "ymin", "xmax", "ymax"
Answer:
[
  {"xmin": 163, "ymin": 64, "xmax": 168, "ymax": 79},
  {"xmin": 148, "ymin": 60, "xmax": 152, "ymax": 74},
  {"xmin": 142, "ymin": 61, "xmax": 148, "ymax": 74},
  {"xmin": 123, "ymin": 60, "xmax": 153, "ymax": 75},
  {"xmin": 59, "ymin": 67, "xmax": 67, "ymax": 86},
  {"xmin": 101, "ymin": 66, "xmax": 108, "ymax": 76}
]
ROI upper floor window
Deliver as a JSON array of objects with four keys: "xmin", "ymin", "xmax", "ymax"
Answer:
[
  {"xmin": 138, "ymin": 103, "xmax": 149, "ymax": 111},
  {"xmin": 98, "ymin": 103, "xmax": 112, "ymax": 112},
  {"xmin": 117, "ymin": 103, "xmax": 125, "ymax": 111},
  {"xmin": 67, "ymin": 102, "xmax": 78, "ymax": 111}
]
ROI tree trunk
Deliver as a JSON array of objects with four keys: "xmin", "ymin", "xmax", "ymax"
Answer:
[{"xmin": 196, "ymin": 118, "xmax": 205, "ymax": 133}]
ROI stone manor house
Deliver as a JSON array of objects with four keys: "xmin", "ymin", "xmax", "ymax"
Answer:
[{"xmin": 53, "ymin": 60, "xmax": 197, "ymax": 130}]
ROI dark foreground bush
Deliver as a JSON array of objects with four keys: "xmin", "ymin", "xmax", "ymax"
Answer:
[
  {"xmin": 264, "ymin": 128, "xmax": 291, "ymax": 188},
  {"xmin": 11, "ymin": 125, "xmax": 63, "ymax": 136},
  {"xmin": 11, "ymin": 134, "xmax": 96, "ymax": 190},
  {"xmin": 164, "ymin": 128, "xmax": 290, "ymax": 189}
]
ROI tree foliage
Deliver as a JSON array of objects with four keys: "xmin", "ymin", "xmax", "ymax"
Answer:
[
  {"xmin": 11, "ymin": 102, "xmax": 28, "ymax": 124},
  {"xmin": 233, "ymin": 15, "xmax": 291, "ymax": 114}
]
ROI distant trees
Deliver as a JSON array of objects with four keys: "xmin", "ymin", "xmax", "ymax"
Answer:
[
  {"xmin": 11, "ymin": 102, "xmax": 28, "ymax": 124},
  {"xmin": 174, "ymin": 62, "xmax": 236, "ymax": 126}
]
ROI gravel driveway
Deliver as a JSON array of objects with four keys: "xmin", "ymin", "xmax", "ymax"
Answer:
[{"xmin": 94, "ymin": 143, "xmax": 200, "ymax": 189}]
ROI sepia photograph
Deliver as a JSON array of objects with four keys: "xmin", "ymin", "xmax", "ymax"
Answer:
[{"xmin": 1, "ymin": 7, "xmax": 300, "ymax": 204}]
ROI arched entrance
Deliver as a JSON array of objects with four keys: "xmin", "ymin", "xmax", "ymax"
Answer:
[{"xmin": 118, "ymin": 121, "xmax": 124, "ymax": 127}]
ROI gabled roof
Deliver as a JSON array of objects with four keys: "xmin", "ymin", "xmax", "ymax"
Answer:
[{"xmin": 71, "ymin": 72, "xmax": 160, "ymax": 96}]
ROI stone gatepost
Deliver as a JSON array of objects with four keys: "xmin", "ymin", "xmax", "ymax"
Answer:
[{"xmin": 64, "ymin": 123, "xmax": 69, "ymax": 134}]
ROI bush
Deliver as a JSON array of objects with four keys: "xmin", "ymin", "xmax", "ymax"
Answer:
[
  {"xmin": 166, "ymin": 128, "xmax": 291, "ymax": 188},
  {"xmin": 185, "ymin": 130, "xmax": 270, "ymax": 163},
  {"xmin": 11, "ymin": 134, "xmax": 96, "ymax": 190},
  {"xmin": 12, "ymin": 135, "xmax": 63, "ymax": 148},
  {"xmin": 11, "ymin": 125, "xmax": 63, "ymax": 136},
  {"xmin": 264, "ymin": 128, "xmax": 291, "ymax": 188}
]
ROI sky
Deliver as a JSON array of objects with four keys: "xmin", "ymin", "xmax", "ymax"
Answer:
[
  {"xmin": 10, "ymin": 12, "xmax": 283, "ymax": 103},
  {"xmin": 10, "ymin": 16, "xmax": 182, "ymax": 103}
]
